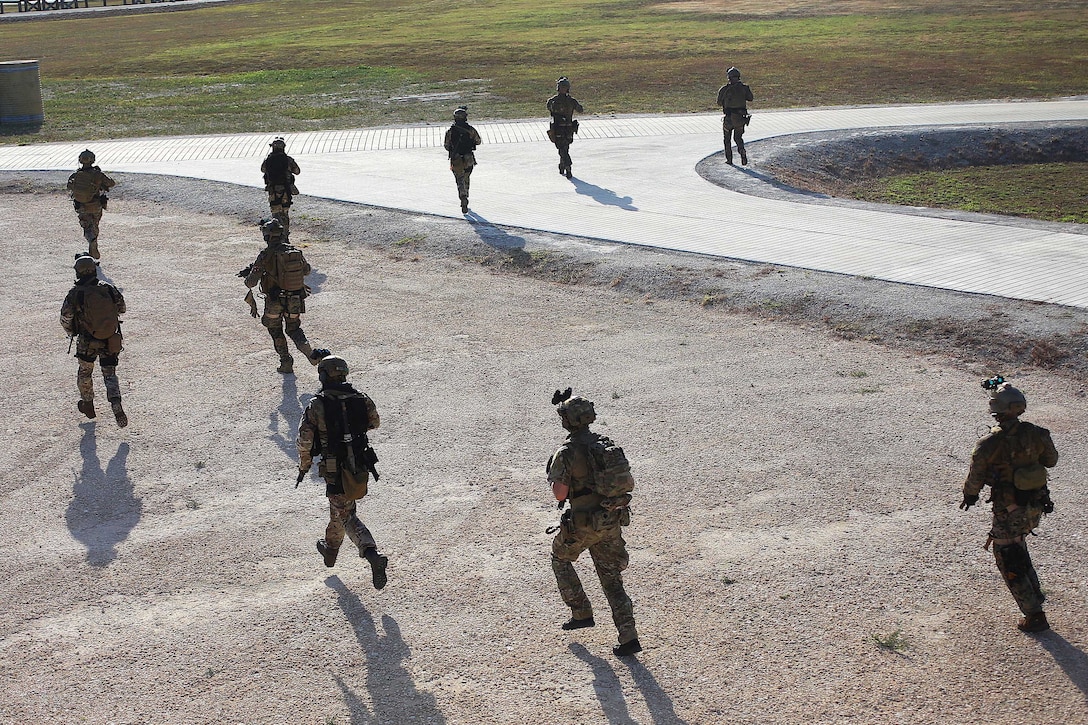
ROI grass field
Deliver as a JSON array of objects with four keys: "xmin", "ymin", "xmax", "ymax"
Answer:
[
  {"xmin": 850, "ymin": 162, "xmax": 1088, "ymax": 224},
  {"xmin": 0, "ymin": 0, "xmax": 1085, "ymax": 142}
]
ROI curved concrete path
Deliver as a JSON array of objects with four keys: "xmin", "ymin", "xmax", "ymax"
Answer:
[{"xmin": 2, "ymin": 99, "xmax": 1087, "ymax": 305}]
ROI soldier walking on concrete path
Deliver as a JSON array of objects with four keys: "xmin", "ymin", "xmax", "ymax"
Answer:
[
  {"xmin": 443, "ymin": 106, "xmax": 482, "ymax": 214},
  {"xmin": 297, "ymin": 355, "xmax": 389, "ymax": 589},
  {"xmin": 546, "ymin": 388, "xmax": 641, "ymax": 657},
  {"xmin": 961, "ymin": 376, "xmax": 1059, "ymax": 633},
  {"xmin": 60, "ymin": 254, "xmax": 128, "ymax": 427},
  {"xmin": 716, "ymin": 66, "xmax": 753, "ymax": 165},
  {"xmin": 547, "ymin": 77, "xmax": 584, "ymax": 179},
  {"xmin": 261, "ymin": 137, "xmax": 301, "ymax": 233},
  {"xmin": 239, "ymin": 218, "xmax": 325, "ymax": 374},
  {"xmin": 66, "ymin": 149, "xmax": 116, "ymax": 259}
]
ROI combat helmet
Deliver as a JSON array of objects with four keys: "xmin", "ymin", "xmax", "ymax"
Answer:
[
  {"xmin": 556, "ymin": 76, "xmax": 571, "ymax": 91},
  {"xmin": 270, "ymin": 136, "xmax": 286, "ymax": 149},
  {"xmin": 727, "ymin": 67, "xmax": 741, "ymax": 80},
  {"xmin": 318, "ymin": 355, "xmax": 350, "ymax": 385},
  {"xmin": 78, "ymin": 149, "xmax": 96, "ymax": 165},
  {"xmin": 989, "ymin": 381, "xmax": 1027, "ymax": 418},
  {"xmin": 453, "ymin": 106, "xmax": 469, "ymax": 121},
  {"xmin": 552, "ymin": 387, "xmax": 596, "ymax": 429},
  {"xmin": 261, "ymin": 217, "xmax": 285, "ymax": 242},
  {"xmin": 73, "ymin": 253, "xmax": 98, "ymax": 278}
]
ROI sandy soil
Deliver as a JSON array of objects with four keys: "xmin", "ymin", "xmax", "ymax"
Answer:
[{"xmin": 1, "ymin": 179, "xmax": 1086, "ymax": 725}]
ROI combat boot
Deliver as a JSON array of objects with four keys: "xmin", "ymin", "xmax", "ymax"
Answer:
[
  {"xmin": 725, "ymin": 149, "xmax": 733, "ymax": 165},
  {"xmin": 111, "ymin": 400, "xmax": 128, "ymax": 428},
  {"xmin": 363, "ymin": 547, "xmax": 388, "ymax": 590},
  {"xmin": 461, "ymin": 198, "xmax": 469, "ymax": 214},
  {"xmin": 77, "ymin": 399, "xmax": 96, "ymax": 420},
  {"xmin": 1017, "ymin": 611, "xmax": 1050, "ymax": 633},
  {"xmin": 565, "ymin": 166, "xmax": 572, "ymax": 179},
  {"xmin": 739, "ymin": 148, "xmax": 748, "ymax": 166},
  {"xmin": 277, "ymin": 356, "xmax": 294, "ymax": 374},
  {"xmin": 317, "ymin": 539, "xmax": 339, "ymax": 568},
  {"xmin": 612, "ymin": 638, "xmax": 642, "ymax": 657},
  {"xmin": 561, "ymin": 616, "xmax": 595, "ymax": 630}
]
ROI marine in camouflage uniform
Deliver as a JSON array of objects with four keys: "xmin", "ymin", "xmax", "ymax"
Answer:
[
  {"xmin": 443, "ymin": 106, "xmax": 483, "ymax": 214},
  {"xmin": 716, "ymin": 67, "xmax": 754, "ymax": 165},
  {"xmin": 60, "ymin": 254, "xmax": 128, "ymax": 427},
  {"xmin": 546, "ymin": 77, "xmax": 584, "ymax": 179},
  {"xmin": 261, "ymin": 137, "xmax": 301, "ymax": 233},
  {"xmin": 297, "ymin": 355, "xmax": 389, "ymax": 589},
  {"xmin": 241, "ymin": 219, "xmax": 321, "ymax": 374},
  {"xmin": 66, "ymin": 149, "xmax": 116, "ymax": 259},
  {"xmin": 548, "ymin": 394, "xmax": 641, "ymax": 657},
  {"xmin": 961, "ymin": 380, "xmax": 1058, "ymax": 633}
]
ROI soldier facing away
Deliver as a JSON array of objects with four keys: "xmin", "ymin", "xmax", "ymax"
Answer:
[
  {"xmin": 240, "ymin": 218, "xmax": 324, "ymax": 374},
  {"xmin": 961, "ymin": 377, "xmax": 1059, "ymax": 633},
  {"xmin": 60, "ymin": 254, "xmax": 128, "ymax": 427},
  {"xmin": 716, "ymin": 66, "xmax": 754, "ymax": 165},
  {"xmin": 546, "ymin": 77, "xmax": 584, "ymax": 179},
  {"xmin": 66, "ymin": 149, "xmax": 116, "ymax": 259},
  {"xmin": 297, "ymin": 355, "xmax": 389, "ymax": 589},
  {"xmin": 547, "ymin": 389, "xmax": 640, "ymax": 657},
  {"xmin": 443, "ymin": 106, "xmax": 483, "ymax": 214},
  {"xmin": 261, "ymin": 137, "xmax": 301, "ymax": 233}
]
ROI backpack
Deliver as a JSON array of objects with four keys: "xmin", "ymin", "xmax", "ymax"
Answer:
[
  {"xmin": 263, "ymin": 153, "xmax": 290, "ymax": 188},
  {"xmin": 450, "ymin": 125, "xmax": 476, "ymax": 157},
  {"xmin": 321, "ymin": 392, "xmax": 379, "ymax": 500},
  {"xmin": 77, "ymin": 283, "xmax": 120, "ymax": 340},
  {"xmin": 271, "ymin": 245, "xmax": 307, "ymax": 292},
  {"xmin": 585, "ymin": 433, "xmax": 634, "ymax": 498},
  {"xmin": 68, "ymin": 168, "xmax": 100, "ymax": 203}
]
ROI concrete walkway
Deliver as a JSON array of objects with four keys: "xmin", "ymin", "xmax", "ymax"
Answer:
[{"xmin": 2, "ymin": 99, "xmax": 1087, "ymax": 305}]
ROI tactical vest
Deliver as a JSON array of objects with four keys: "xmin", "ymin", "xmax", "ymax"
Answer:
[
  {"xmin": 69, "ymin": 168, "xmax": 101, "ymax": 203},
  {"xmin": 263, "ymin": 153, "xmax": 291, "ymax": 188},
  {"xmin": 449, "ymin": 125, "xmax": 476, "ymax": 156},
  {"xmin": 76, "ymin": 283, "xmax": 121, "ymax": 340},
  {"xmin": 320, "ymin": 391, "xmax": 379, "ymax": 499}
]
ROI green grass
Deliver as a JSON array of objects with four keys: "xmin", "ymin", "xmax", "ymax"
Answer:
[
  {"xmin": 0, "ymin": 0, "xmax": 1085, "ymax": 142},
  {"xmin": 870, "ymin": 628, "xmax": 910, "ymax": 652},
  {"xmin": 852, "ymin": 163, "xmax": 1088, "ymax": 224}
]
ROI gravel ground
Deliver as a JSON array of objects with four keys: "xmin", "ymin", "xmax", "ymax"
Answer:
[{"xmin": 1, "ymin": 174, "xmax": 1086, "ymax": 725}]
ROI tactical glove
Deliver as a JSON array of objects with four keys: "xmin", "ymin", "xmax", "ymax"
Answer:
[
  {"xmin": 236, "ymin": 264, "xmax": 253, "ymax": 278},
  {"xmin": 959, "ymin": 493, "xmax": 980, "ymax": 511}
]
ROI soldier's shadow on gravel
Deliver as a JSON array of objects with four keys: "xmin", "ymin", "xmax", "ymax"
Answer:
[
  {"xmin": 66, "ymin": 426, "xmax": 141, "ymax": 567},
  {"xmin": 463, "ymin": 212, "xmax": 526, "ymax": 251},
  {"xmin": 326, "ymin": 576, "xmax": 446, "ymax": 724},
  {"xmin": 269, "ymin": 376, "xmax": 305, "ymax": 459},
  {"xmin": 569, "ymin": 178, "xmax": 637, "ymax": 211},
  {"xmin": 1035, "ymin": 631, "xmax": 1088, "ymax": 700},
  {"xmin": 569, "ymin": 642, "xmax": 689, "ymax": 725}
]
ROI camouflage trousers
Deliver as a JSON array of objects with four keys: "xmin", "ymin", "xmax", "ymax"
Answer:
[
  {"xmin": 75, "ymin": 335, "xmax": 121, "ymax": 403},
  {"xmin": 990, "ymin": 505, "xmax": 1046, "ymax": 615},
  {"xmin": 552, "ymin": 518, "xmax": 637, "ymax": 644},
  {"xmin": 75, "ymin": 200, "xmax": 104, "ymax": 243},
  {"xmin": 325, "ymin": 493, "xmax": 378, "ymax": 553},
  {"xmin": 262, "ymin": 294, "xmax": 314, "ymax": 363},
  {"xmin": 450, "ymin": 155, "xmax": 475, "ymax": 203},
  {"xmin": 722, "ymin": 113, "xmax": 747, "ymax": 161},
  {"xmin": 267, "ymin": 188, "xmax": 293, "ymax": 232}
]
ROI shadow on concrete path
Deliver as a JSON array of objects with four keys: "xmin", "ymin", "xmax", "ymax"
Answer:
[
  {"xmin": 326, "ymin": 576, "xmax": 446, "ymax": 724},
  {"xmin": 1035, "ymin": 630, "xmax": 1088, "ymax": 702},
  {"xmin": 66, "ymin": 425, "xmax": 141, "ymax": 567},
  {"xmin": 570, "ymin": 178, "xmax": 637, "ymax": 211}
]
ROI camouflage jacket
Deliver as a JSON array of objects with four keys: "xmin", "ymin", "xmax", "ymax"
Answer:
[
  {"xmin": 548, "ymin": 428, "xmax": 597, "ymax": 502},
  {"xmin": 716, "ymin": 81, "xmax": 753, "ymax": 111},
  {"xmin": 244, "ymin": 242, "xmax": 311, "ymax": 294},
  {"xmin": 66, "ymin": 166, "xmax": 116, "ymax": 202},
  {"xmin": 60, "ymin": 277, "xmax": 126, "ymax": 337},
  {"xmin": 547, "ymin": 93, "xmax": 584, "ymax": 120},
  {"xmin": 964, "ymin": 419, "xmax": 1058, "ymax": 508},
  {"xmin": 444, "ymin": 122, "xmax": 482, "ymax": 159}
]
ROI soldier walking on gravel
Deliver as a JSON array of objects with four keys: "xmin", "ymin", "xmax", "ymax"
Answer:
[
  {"xmin": 716, "ymin": 66, "xmax": 753, "ymax": 165},
  {"xmin": 961, "ymin": 376, "xmax": 1059, "ymax": 633},
  {"xmin": 60, "ymin": 254, "xmax": 128, "ymax": 427},
  {"xmin": 239, "ymin": 218, "xmax": 324, "ymax": 374},
  {"xmin": 443, "ymin": 106, "xmax": 483, "ymax": 214},
  {"xmin": 546, "ymin": 389, "xmax": 640, "ymax": 657},
  {"xmin": 261, "ymin": 137, "xmax": 301, "ymax": 233},
  {"xmin": 547, "ymin": 77, "xmax": 584, "ymax": 179},
  {"xmin": 66, "ymin": 149, "xmax": 116, "ymax": 259},
  {"xmin": 297, "ymin": 355, "xmax": 389, "ymax": 589}
]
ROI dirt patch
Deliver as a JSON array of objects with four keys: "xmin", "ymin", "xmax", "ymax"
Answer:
[{"xmin": 1, "ymin": 177, "xmax": 1087, "ymax": 724}]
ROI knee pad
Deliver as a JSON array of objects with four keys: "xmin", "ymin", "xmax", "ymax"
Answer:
[{"xmin": 995, "ymin": 542, "xmax": 1030, "ymax": 577}]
